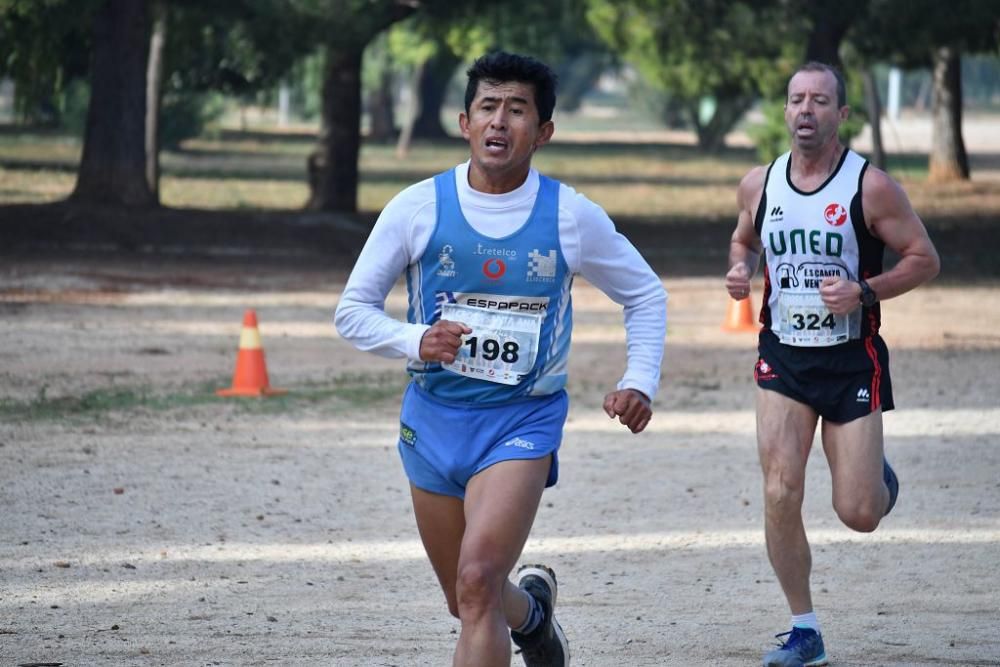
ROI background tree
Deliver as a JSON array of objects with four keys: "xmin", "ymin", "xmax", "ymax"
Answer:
[
  {"xmin": 298, "ymin": 0, "xmax": 422, "ymax": 212},
  {"xmin": 851, "ymin": 0, "xmax": 1000, "ymax": 182},
  {"xmin": 391, "ymin": 0, "xmax": 611, "ymax": 155},
  {"xmin": 72, "ymin": 0, "xmax": 155, "ymax": 207},
  {"xmin": 0, "ymin": 0, "xmax": 97, "ymax": 125},
  {"xmin": 586, "ymin": 0, "xmax": 802, "ymax": 152}
]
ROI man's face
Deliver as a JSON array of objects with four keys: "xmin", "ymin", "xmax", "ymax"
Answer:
[
  {"xmin": 784, "ymin": 70, "xmax": 848, "ymax": 151},
  {"xmin": 459, "ymin": 80, "xmax": 553, "ymax": 188}
]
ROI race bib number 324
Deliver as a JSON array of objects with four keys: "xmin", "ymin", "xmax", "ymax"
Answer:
[{"xmin": 777, "ymin": 291, "xmax": 851, "ymax": 347}]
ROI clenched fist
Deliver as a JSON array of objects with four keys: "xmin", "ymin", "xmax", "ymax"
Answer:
[
  {"xmin": 819, "ymin": 277, "xmax": 862, "ymax": 315},
  {"xmin": 726, "ymin": 263, "xmax": 752, "ymax": 301},
  {"xmin": 419, "ymin": 319, "xmax": 472, "ymax": 364},
  {"xmin": 603, "ymin": 389, "xmax": 653, "ymax": 434}
]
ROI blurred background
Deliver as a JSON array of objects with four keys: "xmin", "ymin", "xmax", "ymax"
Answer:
[{"xmin": 1, "ymin": 0, "xmax": 998, "ymax": 272}]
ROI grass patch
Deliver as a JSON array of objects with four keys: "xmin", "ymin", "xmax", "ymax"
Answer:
[
  {"xmin": 0, "ymin": 373, "xmax": 407, "ymax": 423},
  {"xmin": 3, "ymin": 124, "xmax": 999, "ymax": 222}
]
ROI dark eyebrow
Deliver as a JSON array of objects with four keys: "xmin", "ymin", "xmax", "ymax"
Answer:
[{"xmin": 477, "ymin": 95, "xmax": 530, "ymax": 106}]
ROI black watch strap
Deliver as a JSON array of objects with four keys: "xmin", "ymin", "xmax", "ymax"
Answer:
[{"xmin": 858, "ymin": 279, "xmax": 878, "ymax": 307}]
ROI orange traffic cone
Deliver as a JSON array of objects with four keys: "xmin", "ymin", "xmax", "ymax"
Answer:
[
  {"xmin": 217, "ymin": 309, "xmax": 287, "ymax": 397},
  {"xmin": 722, "ymin": 293, "xmax": 758, "ymax": 332}
]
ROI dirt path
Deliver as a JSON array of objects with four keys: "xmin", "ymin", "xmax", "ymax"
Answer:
[{"xmin": 1, "ymin": 256, "xmax": 998, "ymax": 666}]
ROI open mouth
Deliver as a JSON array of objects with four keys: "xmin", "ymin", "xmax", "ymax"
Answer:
[
  {"xmin": 796, "ymin": 118, "xmax": 816, "ymax": 136},
  {"xmin": 485, "ymin": 137, "xmax": 509, "ymax": 152}
]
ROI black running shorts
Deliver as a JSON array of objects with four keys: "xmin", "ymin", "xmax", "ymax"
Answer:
[{"xmin": 755, "ymin": 329, "xmax": 894, "ymax": 423}]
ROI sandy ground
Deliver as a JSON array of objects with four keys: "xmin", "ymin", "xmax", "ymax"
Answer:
[{"xmin": 1, "ymin": 255, "xmax": 999, "ymax": 667}]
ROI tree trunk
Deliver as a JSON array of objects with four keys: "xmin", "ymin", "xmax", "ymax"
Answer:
[
  {"xmin": 928, "ymin": 46, "xmax": 969, "ymax": 183},
  {"xmin": 863, "ymin": 68, "xmax": 885, "ymax": 170},
  {"xmin": 802, "ymin": 0, "xmax": 866, "ymax": 71},
  {"xmin": 395, "ymin": 59, "xmax": 425, "ymax": 160},
  {"xmin": 307, "ymin": 44, "xmax": 364, "ymax": 212},
  {"xmin": 805, "ymin": 22, "xmax": 845, "ymax": 71},
  {"xmin": 691, "ymin": 95, "xmax": 752, "ymax": 153},
  {"xmin": 411, "ymin": 49, "xmax": 460, "ymax": 139},
  {"xmin": 367, "ymin": 65, "xmax": 396, "ymax": 143},
  {"xmin": 72, "ymin": 0, "xmax": 154, "ymax": 207},
  {"xmin": 144, "ymin": 1, "xmax": 167, "ymax": 202}
]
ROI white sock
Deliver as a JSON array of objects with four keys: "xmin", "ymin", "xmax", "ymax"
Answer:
[
  {"xmin": 791, "ymin": 611, "xmax": 820, "ymax": 635},
  {"xmin": 513, "ymin": 593, "xmax": 543, "ymax": 635}
]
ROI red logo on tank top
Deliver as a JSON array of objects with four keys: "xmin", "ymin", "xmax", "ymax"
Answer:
[
  {"xmin": 824, "ymin": 203, "xmax": 848, "ymax": 226},
  {"xmin": 483, "ymin": 258, "xmax": 506, "ymax": 280}
]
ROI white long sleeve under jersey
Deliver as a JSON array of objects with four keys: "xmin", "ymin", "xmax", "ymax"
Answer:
[{"xmin": 334, "ymin": 161, "xmax": 667, "ymax": 401}]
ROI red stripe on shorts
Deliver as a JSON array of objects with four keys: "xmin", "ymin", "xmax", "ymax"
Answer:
[{"xmin": 864, "ymin": 336, "xmax": 881, "ymax": 411}]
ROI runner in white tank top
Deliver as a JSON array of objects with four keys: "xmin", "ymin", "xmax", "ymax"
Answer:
[{"xmin": 725, "ymin": 62, "xmax": 939, "ymax": 667}]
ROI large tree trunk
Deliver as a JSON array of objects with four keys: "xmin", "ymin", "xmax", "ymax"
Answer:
[
  {"xmin": 305, "ymin": 3, "xmax": 416, "ymax": 212},
  {"xmin": 928, "ymin": 46, "xmax": 969, "ymax": 183},
  {"xmin": 411, "ymin": 49, "xmax": 460, "ymax": 140},
  {"xmin": 863, "ymin": 68, "xmax": 885, "ymax": 170},
  {"xmin": 72, "ymin": 0, "xmax": 154, "ymax": 207},
  {"xmin": 144, "ymin": 1, "xmax": 167, "ymax": 202},
  {"xmin": 307, "ymin": 44, "xmax": 364, "ymax": 212},
  {"xmin": 802, "ymin": 0, "xmax": 867, "ymax": 70}
]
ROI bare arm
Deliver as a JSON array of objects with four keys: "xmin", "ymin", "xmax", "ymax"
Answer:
[
  {"xmin": 725, "ymin": 166, "xmax": 766, "ymax": 298},
  {"xmin": 819, "ymin": 168, "xmax": 940, "ymax": 313}
]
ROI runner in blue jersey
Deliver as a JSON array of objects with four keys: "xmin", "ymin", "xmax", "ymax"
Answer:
[
  {"xmin": 335, "ymin": 52, "xmax": 667, "ymax": 667},
  {"xmin": 726, "ymin": 62, "xmax": 940, "ymax": 667}
]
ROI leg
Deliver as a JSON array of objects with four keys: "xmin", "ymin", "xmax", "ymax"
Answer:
[
  {"xmin": 757, "ymin": 387, "xmax": 819, "ymax": 616},
  {"xmin": 454, "ymin": 457, "xmax": 551, "ymax": 667},
  {"xmin": 410, "ymin": 484, "xmax": 466, "ymax": 618},
  {"xmin": 409, "ymin": 478, "xmax": 539, "ymax": 624},
  {"xmin": 821, "ymin": 409, "xmax": 888, "ymax": 533}
]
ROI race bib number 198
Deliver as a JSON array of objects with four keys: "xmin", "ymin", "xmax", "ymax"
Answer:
[{"xmin": 439, "ymin": 303, "xmax": 542, "ymax": 385}]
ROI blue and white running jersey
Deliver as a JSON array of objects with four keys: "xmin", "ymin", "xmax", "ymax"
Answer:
[{"xmin": 405, "ymin": 168, "xmax": 573, "ymax": 404}]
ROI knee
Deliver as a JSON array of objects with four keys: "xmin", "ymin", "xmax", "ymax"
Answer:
[
  {"xmin": 835, "ymin": 502, "xmax": 882, "ymax": 533},
  {"xmin": 455, "ymin": 560, "xmax": 503, "ymax": 616},
  {"xmin": 763, "ymin": 468, "xmax": 805, "ymax": 514},
  {"xmin": 445, "ymin": 594, "xmax": 460, "ymax": 619}
]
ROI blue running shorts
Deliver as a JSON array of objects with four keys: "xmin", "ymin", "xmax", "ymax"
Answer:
[{"xmin": 397, "ymin": 382, "xmax": 568, "ymax": 498}]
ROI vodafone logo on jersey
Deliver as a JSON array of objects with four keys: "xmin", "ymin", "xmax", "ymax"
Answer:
[
  {"xmin": 824, "ymin": 202, "xmax": 848, "ymax": 226},
  {"xmin": 482, "ymin": 258, "xmax": 506, "ymax": 280}
]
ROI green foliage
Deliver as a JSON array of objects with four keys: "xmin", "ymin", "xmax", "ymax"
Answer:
[
  {"xmin": 160, "ymin": 92, "xmax": 226, "ymax": 149},
  {"xmin": 746, "ymin": 101, "xmax": 789, "ymax": 163},
  {"xmin": 55, "ymin": 78, "xmax": 90, "ymax": 136},
  {"xmin": 585, "ymin": 0, "xmax": 806, "ymax": 149},
  {"xmin": 0, "ymin": 0, "xmax": 98, "ymax": 123}
]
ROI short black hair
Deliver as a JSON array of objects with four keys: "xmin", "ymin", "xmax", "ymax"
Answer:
[
  {"xmin": 464, "ymin": 51, "xmax": 558, "ymax": 124},
  {"xmin": 790, "ymin": 61, "xmax": 847, "ymax": 108}
]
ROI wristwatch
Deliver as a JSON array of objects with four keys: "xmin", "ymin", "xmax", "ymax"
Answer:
[{"xmin": 858, "ymin": 279, "xmax": 878, "ymax": 307}]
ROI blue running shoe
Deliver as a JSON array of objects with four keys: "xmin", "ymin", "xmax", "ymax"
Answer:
[
  {"xmin": 883, "ymin": 458, "xmax": 899, "ymax": 516},
  {"xmin": 762, "ymin": 626, "xmax": 828, "ymax": 667}
]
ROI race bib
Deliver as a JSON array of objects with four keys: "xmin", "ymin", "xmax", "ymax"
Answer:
[
  {"xmin": 439, "ymin": 303, "xmax": 542, "ymax": 385},
  {"xmin": 777, "ymin": 291, "xmax": 851, "ymax": 347}
]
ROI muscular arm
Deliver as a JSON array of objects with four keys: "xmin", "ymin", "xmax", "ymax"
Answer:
[
  {"xmin": 819, "ymin": 168, "xmax": 940, "ymax": 313},
  {"xmin": 860, "ymin": 168, "xmax": 940, "ymax": 299},
  {"xmin": 725, "ymin": 166, "xmax": 766, "ymax": 298}
]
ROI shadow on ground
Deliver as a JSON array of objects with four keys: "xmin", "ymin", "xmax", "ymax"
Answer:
[{"xmin": 0, "ymin": 200, "xmax": 996, "ymax": 282}]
